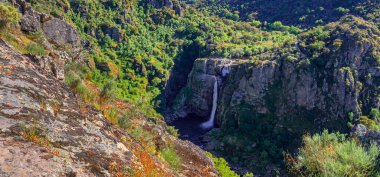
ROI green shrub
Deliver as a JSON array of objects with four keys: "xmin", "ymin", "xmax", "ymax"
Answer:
[
  {"xmin": 206, "ymin": 152, "xmax": 240, "ymax": 177},
  {"xmin": 160, "ymin": 146, "xmax": 182, "ymax": 170},
  {"xmin": 0, "ymin": 3, "xmax": 21, "ymax": 32},
  {"xmin": 24, "ymin": 43, "xmax": 46, "ymax": 56},
  {"xmin": 335, "ymin": 7, "xmax": 350, "ymax": 14},
  {"xmin": 370, "ymin": 108, "xmax": 380, "ymax": 121},
  {"xmin": 166, "ymin": 126, "xmax": 179, "ymax": 137},
  {"xmin": 243, "ymin": 172, "xmax": 254, "ymax": 177},
  {"xmin": 99, "ymin": 80, "xmax": 116, "ymax": 104},
  {"xmin": 251, "ymin": 20, "xmax": 261, "ymax": 27},
  {"xmin": 118, "ymin": 114, "xmax": 131, "ymax": 130},
  {"xmin": 359, "ymin": 116, "xmax": 380, "ymax": 131},
  {"xmin": 64, "ymin": 62, "xmax": 87, "ymax": 79},
  {"xmin": 286, "ymin": 130, "xmax": 379, "ymax": 177},
  {"xmin": 64, "ymin": 71, "xmax": 82, "ymax": 91},
  {"xmin": 269, "ymin": 21, "xmax": 286, "ymax": 31}
]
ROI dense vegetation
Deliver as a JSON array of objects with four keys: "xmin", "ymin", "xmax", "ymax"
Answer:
[
  {"xmin": 17, "ymin": 0, "xmax": 300, "ymax": 120},
  {"xmin": 189, "ymin": 0, "xmax": 380, "ymax": 27}
]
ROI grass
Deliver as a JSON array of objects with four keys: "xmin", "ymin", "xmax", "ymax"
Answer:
[
  {"xmin": 19, "ymin": 121, "xmax": 59, "ymax": 156},
  {"xmin": 103, "ymin": 107, "xmax": 118, "ymax": 125},
  {"xmin": 160, "ymin": 146, "xmax": 182, "ymax": 170},
  {"xmin": 24, "ymin": 43, "xmax": 46, "ymax": 56},
  {"xmin": 118, "ymin": 114, "xmax": 132, "ymax": 130}
]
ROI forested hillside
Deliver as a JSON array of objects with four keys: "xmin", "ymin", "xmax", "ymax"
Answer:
[{"xmin": 191, "ymin": 0, "xmax": 380, "ymax": 27}]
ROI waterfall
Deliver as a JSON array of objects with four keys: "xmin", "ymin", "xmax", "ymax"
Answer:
[
  {"xmin": 221, "ymin": 61, "xmax": 232, "ymax": 77},
  {"xmin": 201, "ymin": 77, "xmax": 218, "ymax": 129}
]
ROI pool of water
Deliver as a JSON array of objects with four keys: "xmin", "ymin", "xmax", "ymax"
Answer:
[{"xmin": 169, "ymin": 114, "xmax": 212, "ymax": 147}]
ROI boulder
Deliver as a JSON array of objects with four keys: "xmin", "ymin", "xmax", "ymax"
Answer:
[
  {"xmin": 351, "ymin": 124, "xmax": 380, "ymax": 148},
  {"xmin": 351, "ymin": 124, "xmax": 368, "ymax": 137},
  {"xmin": 103, "ymin": 26, "xmax": 123, "ymax": 42},
  {"xmin": 96, "ymin": 62, "xmax": 111, "ymax": 72},
  {"xmin": 20, "ymin": 9, "xmax": 41, "ymax": 32},
  {"xmin": 42, "ymin": 18, "xmax": 81, "ymax": 51}
]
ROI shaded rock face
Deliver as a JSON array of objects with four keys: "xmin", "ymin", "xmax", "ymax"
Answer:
[
  {"xmin": 0, "ymin": 40, "xmax": 219, "ymax": 177},
  {"xmin": 147, "ymin": 0, "xmax": 185, "ymax": 16},
  {"xmin": 18, "ymin": 1, "xmax": 82, "ymax": 56},
  {"xmin": 172, "ymin": 18, "xmax": 380, "ymax": 134},
  {"xmin": 352, "ymin": 124, "xmax": 380, "ymax": 148},
  {"xmin": 28, "ymin": 51, "xmax": 71, "ymax": 80},
  {"xmin": 42, "ymin": 18, "xmax": 81, "ymax": 52},
  {"xmin": 103, "ymin": 26, "xmax": 123, "ymax": 42},
  {"xmin": 20, "ymin": 8, "xmax": 41, "ymax": 32}
]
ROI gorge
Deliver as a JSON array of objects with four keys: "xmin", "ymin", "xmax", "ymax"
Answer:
[
  {"xmin": 167, "ymin": 15, "xmax": 380, "ymax": 173},
  {"xmin": 1, "ymin": 0, "xmax": 380, "ymax": 176}
]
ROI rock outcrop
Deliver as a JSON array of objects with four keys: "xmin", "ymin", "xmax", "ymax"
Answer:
[
  {"xmin": 7, "ymin": 0, "xmax": 83, "ymax": 80},
  {"xmin": 147, "ymin": 0, "xmax": 185, "ymax": 16},
  {"xmin": 0, "ymin": 40, "xmax": 218, "ymax": 177},
  {"xmin": 17, "ymin": 0, "xmax": 82, "ymax": 58},
  {"xmin": 351, "ymin": 124, "xmax": 380, "ymax": 147}
]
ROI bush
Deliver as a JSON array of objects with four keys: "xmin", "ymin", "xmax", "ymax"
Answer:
[
  {"xmin": 25, "ymin": 43, "xmax": 46, "ymax": 56},
  {"xmin": 166, "ymin": 126, "xmax": 179, "ymax": 137},
  {"xmin": 359, "ymin": 116, "xmax": 380, "ymax": 131},
  {"xmin": 0, "ymin": 3, "xmax": 21, "ymax": 32},
  {"xmin": 118, "ymin": 114, "xmax": 131, "ymax": 130},
  {"xmin": 286, "ymin": 130, "xmax": 379, "ymax": 177},
  {"xmin": 206, "ymin": 152, "xmax": 240, "ymax": 177},
  {"xmin": 269, "ymin": 21, "xmax": 286, "ymax": 31},
  {"xmin": 64, "ymin": 71, "xmax": 82, "ymax": 90},
  {"xmin": 335, "ymin": 7, "xmax": 350, "ymax": 14},
  {"xmin": 160, "ymin": 147, "xmax": 182, "ymax": 170},
  {"xmin": 251, "ymin": 20, "xmax": 261, "ymax": 27},
  {"xmin": 64, "ymin": 70, "xmax": 93, "ymax": 102},
  {"xmin": 99, "ymin": 80, "xmax": 116, "ymax": 104},
  {"xmin": 370, "ymin": 108, "xmax": 380, "ymax": 121}
]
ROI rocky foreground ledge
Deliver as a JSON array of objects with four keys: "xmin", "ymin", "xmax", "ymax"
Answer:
[{"xmin": 0, "ymin": 40, "xmax": 218, "ymax": 176}]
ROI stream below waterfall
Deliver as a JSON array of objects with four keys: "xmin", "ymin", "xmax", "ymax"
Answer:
[{"xmin": 169, "ymin": 114, "xmax": 212, "ymax": 147}]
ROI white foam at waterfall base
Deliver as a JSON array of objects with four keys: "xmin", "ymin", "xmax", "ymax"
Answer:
[{"xmin": 201, "ymin": 78, "xmax": 218, "ymax": 129}]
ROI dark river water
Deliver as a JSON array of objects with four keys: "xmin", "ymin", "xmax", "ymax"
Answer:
[{"xmin": 169, "ymin": 114, "xmax": 212, "ymax": 147}]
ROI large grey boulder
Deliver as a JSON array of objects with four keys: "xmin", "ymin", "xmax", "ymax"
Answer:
[
  {"xmin": 42, "ymin": 18, "xmax": 81, "ymax": 51},
  {"xmin": 20, "ymin": 9, "xmax": 41, "ymax": 32}
]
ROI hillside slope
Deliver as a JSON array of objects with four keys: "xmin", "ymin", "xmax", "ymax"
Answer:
[
  {"xmin": 0, "ymin": 39, "xmax": 219, "ymax": 176},
  {"xmin": 192, "ymin": 0, "xmax": 380, "ymax": 27},
  {"xmin": 0, "ymin": 1, "xmax": 219, "ymax": 176}
]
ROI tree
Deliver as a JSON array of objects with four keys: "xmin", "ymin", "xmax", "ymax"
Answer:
[{"xmin": 370, "ymin": 108, "xmax": 380, "ymax": 121}]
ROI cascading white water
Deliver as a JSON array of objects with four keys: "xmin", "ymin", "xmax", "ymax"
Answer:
[
  {"xmin": 221, "ymin": 61, "xmax": 231, "ymax": 77},
  {"xmin": 201, "ymin": 77, "xmax": 218, "ymax": 129}
]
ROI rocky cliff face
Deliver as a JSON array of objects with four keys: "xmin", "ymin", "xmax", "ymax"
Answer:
[
  {"xmin": 0, "ymin": 39, "xmax": 218, "ymax": 177},
  {"xmin": 172, "ymin": 16, "xmax": 380, "ymax": 135},
  {"xmin": 0, "ymin": 1, "xmax": 219, "ymax": 176},
  {"xmin": 11, "ymin": 0, "xmax": 84, "ymax": 80}
]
